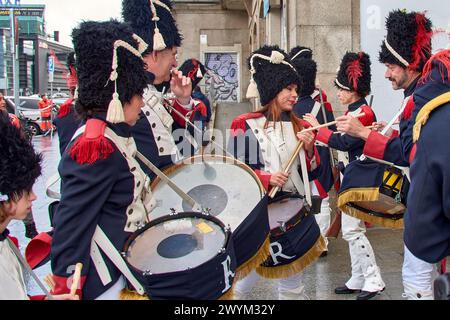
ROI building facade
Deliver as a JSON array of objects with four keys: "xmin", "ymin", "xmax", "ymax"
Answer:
[
  {"xmin": 0, "ymin": 4, "xmax": 72, "ymax": 96},
  {"xmin": 173, "ymin": 0, "xmax": 360, "ymax": 111}
]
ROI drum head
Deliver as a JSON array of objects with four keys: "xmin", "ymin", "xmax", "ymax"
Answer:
[
  {"xmin": 268, "ymin": 198, "xmax": 304, "ymax": 230},
  {"xmin": 126, "ymin": 215, "xmax": 226, "ymax": 274},
  {"xmin": 150, "ymin": 155, "xmax": 265, "ymax": 231}
]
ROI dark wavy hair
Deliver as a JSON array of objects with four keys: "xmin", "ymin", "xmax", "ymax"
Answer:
[{"xmin": 0, "ymin": 113, "xmax": 41, "ymax": 221}]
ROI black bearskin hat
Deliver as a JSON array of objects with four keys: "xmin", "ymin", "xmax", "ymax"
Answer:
[
  {"xmin": 290, "ymin": 46, "xmax": 313, "ymax": 61},
  {"xmin": 179, "ymin": 58, "xmax": 207, "ymax": 89},
  {"xmin": 379, "ymin": 10, "xmax": 433, "ymax": 72},
  {"xmin": 0, "ymin": 113, "xmax": 41, "ymax": 203},
  {"xmin": 290, "ymin": 47, "xmax": 317, "ymax": 97},
  {"xmin": 247, "ymin": 45, "xmax": 300, "ymax": 106},
  {"xmin": 122, "ymin": 0, "xmax": 183, "ymax": 55},
  {"xmin": 335, "ymin": 52, "xmax": 372, "ymax": 97},
  {"xmin": 72, "ymin": 20, "xmax": 152, "ymax": 120}
]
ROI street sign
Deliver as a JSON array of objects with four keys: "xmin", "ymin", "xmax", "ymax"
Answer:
[
  {"xmin": 48, "ymin": 56, "xmax": 55, "ymax": 73},
  {"xmin": 48, "ymin": 72, "xmax": 54, "ymax": 83}
]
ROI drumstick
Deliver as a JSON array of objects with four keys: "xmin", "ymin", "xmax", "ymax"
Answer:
[
  {"xmin": 333, "ymin": 124, "xmax": 376, "ymax": 134},
  {"xmin": 301, "ymin": 113, "xmax": 366, "ymax": 134},
  {"xmin": 268, "ymin": 141, "xmax": 305, "ymax": 199},
  {"xmin": 269, "ymin": 113, "xmax": 366, "ymax": 198},
  {"xmin": 70, "ymin": 263, "xmax": 83, "ymax": 296},
  {"xmin": 45, "ymin": 274, "xmax": 56, "ymax": 290}
]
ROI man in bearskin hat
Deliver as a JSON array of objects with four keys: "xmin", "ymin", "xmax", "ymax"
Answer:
[
  {"xmin": 290, "ymin": 46, "xmax": 336, "ymax": 257},
  {"xmin": 406, "ymin": 49, "xmax": 450, "ymax": 296},
  {"xmin": 50, "ymin": 20, "xmax": 155, "ymax": 300},
  {"xmin": 304, "ymin": 52, "xmax": 385, "ymax": 300},
  {"xmin": 53, "ymin": 52, "xmax": 82, "ymax": 154},
  {"xmin": 122, "ymin": 0, "xmax": 200, "ymax": 179},
  {"xmin": 336, "ymin": 10, "xmax": 436, "ymax": 300}
]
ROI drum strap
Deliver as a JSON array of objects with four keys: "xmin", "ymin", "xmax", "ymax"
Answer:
[
  {"xmin": 248, "ymin": 118, "xmax": 311, "ymax": 205},
  {"xmin": 311, "ymin": 102, "xmax": 322, "ymax": 118},
  {"xmin": 91, "ymin": 226, "xmax": 145, "ymax": 295},
  {"xmin": 45, "ymin": 173, "xmax": 61, "ymax": 200}
]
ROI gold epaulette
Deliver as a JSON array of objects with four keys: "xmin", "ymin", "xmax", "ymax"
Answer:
[{"xmin": 413, "ymin": 92, "xmax": 450, "ymax": 143}]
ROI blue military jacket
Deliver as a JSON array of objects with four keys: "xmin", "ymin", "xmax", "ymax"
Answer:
[{"xmin": 404, "ymin": 54, "xmax": 450, "ymax": 263}]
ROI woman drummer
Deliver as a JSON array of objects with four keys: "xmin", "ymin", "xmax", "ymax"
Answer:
[
  {"xmin": 229, "ymin": 45, "xmax": 326, "ymax": 300},
  {"xmin": 50, "ymin": 20, "xmax": 155, "ymax": 300},
  {"xmin": 304, "ymin": 52, "xmax": 386, "ymax": 300}
]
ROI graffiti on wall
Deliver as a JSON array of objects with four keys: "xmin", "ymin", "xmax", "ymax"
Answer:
[{"xmin": 204, "ymin": 52, "xmax": 239, "ymax": 103}]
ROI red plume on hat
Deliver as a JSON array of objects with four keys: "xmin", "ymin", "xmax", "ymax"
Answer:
[
  {"xmin": 346, "ymin": 52, "xmax": 364, "ymax": 92},
  {"xmin": 409, "ymin": 12, "xmax": 433, "ymax": 71},
  {"xmin": 420, "ymin": 49, "xmax": 450, "ymax": 84}
]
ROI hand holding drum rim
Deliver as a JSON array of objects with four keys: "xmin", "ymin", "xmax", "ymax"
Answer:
[{"xmin": 270, "ymin": 172, "xmax": 290, "ymax": 188}]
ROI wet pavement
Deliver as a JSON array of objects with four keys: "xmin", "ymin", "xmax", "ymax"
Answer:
[{"xmin": 7, "ymin": 109, "xmax": 415, "ymax": 299}]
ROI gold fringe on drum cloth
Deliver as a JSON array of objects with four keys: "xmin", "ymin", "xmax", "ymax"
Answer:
[
  {"xmin": 338, "ymin": 187, "xmax": 404, "ymax": 230},
  {"xmin": 235, "ymin": 236, "xmax": 271, "ymax": 281},
  {"xmin": 119, "ymin": 285, "xmax": 236, "ymax": 301},
  {"xmin": 255, "ymin": 236, "xmax": 327, "ymax": 280}
]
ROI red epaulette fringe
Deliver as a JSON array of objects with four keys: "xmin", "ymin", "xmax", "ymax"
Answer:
[{"xmin": 68, "ymin": 119, "xmax": 115, "ymax": 165}]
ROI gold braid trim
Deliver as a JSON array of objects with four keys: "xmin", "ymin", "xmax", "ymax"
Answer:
[
  {"xmin": 338, "ymin": 188, "xmax": 404, "ymax": 229},
  {"xmin": 235, "ymin": 236, "xmax": 271, "ymax": 281},
  {"xmin": 120, "ymin": 289, "xmax": 149, "ymax": 300},
  {"xmin": 255, "ymin": 236, "xmax": 326, "ymax": 280},
  {"xmin": 413, "ymin": 92, "xmax": 450, "ymax": 143},
  {"xmin": 337, "ymin": 187, "xmax": 380, "ymax": 209},
  {"xmin": 342, "ymin": 205, "xmax": 404, "ymax": 229},
  {"xmin": 120, "ymin": 284, "xmax": 235, "ymax": 301}
]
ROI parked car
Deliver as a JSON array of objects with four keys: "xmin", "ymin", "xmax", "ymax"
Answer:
[{"xmin": 5, "ymin": 96, "xmax": 59, "ymax": 136}]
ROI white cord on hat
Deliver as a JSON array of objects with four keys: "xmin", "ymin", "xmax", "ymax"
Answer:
[
  {"xmin": 291, "ymin": 48, "xmax": 312, "ymax": 61},
  {"xmin": 149, "ymin": 0, "xmax": 168, "ymax": 51},
  {"xmin": 246, "ymin": 50, "xmax": 297, "ymax": 99},
  {"xmin": 334, "ymin": 78, "xmax": 351, "ymax": 91},
  {"xmin": 106, "ymin": 39, "xmax": 145, "ymax": 124},
  {"xmin": 132, "ymin": 34, "xmax": 149, "ymax": 54},
  {"xmin": 384, "ymin": 38, "xmax": 410, "ymax": 68}
]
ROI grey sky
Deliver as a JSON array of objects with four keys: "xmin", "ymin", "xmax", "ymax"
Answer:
[{"xmin": 24, "ymin": 0, "xmax": 123, "ymax": 47}]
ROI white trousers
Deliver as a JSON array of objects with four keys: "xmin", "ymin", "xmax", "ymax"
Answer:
[
  {"xmin": 234, "ymin": 271, "xmax": 308, "ymax": 300},
  {"xmin": 402, "ymin": 246, "xmax": 437, "ymax": 300},
  {"xmin": 341, "ymin": 212, "xmax": 385, "ymax": 292},
  {"xmin": 311, "ymin": 182, "xmax": 331, "ymax": 249}
]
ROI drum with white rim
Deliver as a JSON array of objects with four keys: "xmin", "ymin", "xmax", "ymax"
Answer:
[
  {"xmin": 149, "ymin": 155, "xmax": 270, "ymax": 279},
  {"xmin": 123, "ymin": 212, "xmax": 236, "ymax": 300}
]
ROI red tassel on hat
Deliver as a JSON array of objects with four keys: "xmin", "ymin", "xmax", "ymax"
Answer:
[
  {"xmin": 420, "ymin": 49, "xmax": 450, "ymax": 84},
  {"xmin": 346, "ymin": 55, "xmax": 363, "ymax": 91},
  {"xmin": 68, "ymin": 119, "xmax": 115, "ymax": 165},
  {"xmin": 409, "ymin": 13, "xmax": 433, "ymax": 71}
]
